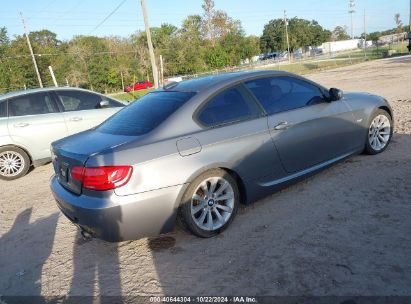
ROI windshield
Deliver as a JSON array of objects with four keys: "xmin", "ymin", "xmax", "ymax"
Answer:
[{"xmin": 97, "ymin": 91, "xmax": 195, "ymax": 136}]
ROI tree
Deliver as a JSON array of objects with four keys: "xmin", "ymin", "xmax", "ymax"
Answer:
[
  {"xmin": 260, "ymin": 18, "xmax": 330, "ymax": 53},
  {"xmin": 365, "ymin": 32, "xmax": 381, "ymax": 43},
  {"xmin": 0, "ymin": 27, "xmax": 9, "ymax": 45},
  {"xmin": 332, "ymin": 26, "xmax": 350, "ymax": 41},
  {"xmin": 0, "ymin": 1, "xmax": 272, "ymax": 94},
  {"xmin": 394, "ymin": 13, "xmax": 403, "ymax": 43}
]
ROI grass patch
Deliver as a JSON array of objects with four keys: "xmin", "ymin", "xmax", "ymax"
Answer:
[
  {"xmin": 261, "ymin": 42, "xmax": 409, "ymax": 75},
  {"xmin": 335, "ymin": 43, "xmax": 409, "ymax": 60},
  {"xmin": 262, "ymin": 57, "xmax": 364, "ymax": 75},
  {"xmin": 109, "ymin": 88, "xmax": 154, "ymax": 103}
]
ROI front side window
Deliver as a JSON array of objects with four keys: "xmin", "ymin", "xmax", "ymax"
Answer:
[
  {"xmin": 245, "ymin": 76, "xmax": 325, "ymax": 114},
  {"xmin": 198, "ymin": 86, "xmax": 259, "ymax": 127},
  {"xmin": 56, "ymin": 91, "xmax": 123, "ymax": 112},
  {"xmin": 8, "ymin": 93, "xmax": 58, "ymax": 117},
  {"xmin": 97, "ymin": 91, "xmax": 195, "ymax": 136}
]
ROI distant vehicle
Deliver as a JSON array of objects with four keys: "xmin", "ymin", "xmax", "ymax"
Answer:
[
  {"xmin": 0, "ymin": 87, "xmax": 125, "ymax": 180},
  {"xmin": 310, "ymin": 48, "xmax": 323, "ymax": 56},
  {"xmin": 260, "ymin": 52, "xmax": 278, "ymax": 60},
  {"xmin": 124, "ymin": 81, "xmax": 153, "ymax": 92},
  {"xmin": 50, "ymin": 70, "xmax": 393, "ymax": 242},
  {"xmin": 294, "ymin": 49, "xmax": 303, "ymax": 59},
  {"xmin": 164, "ymin": 77, "xmax": 183, "ymax": 85},
  {"xmin": 278, "ymin": 51, "xmax": 289, "ymax": 60}
]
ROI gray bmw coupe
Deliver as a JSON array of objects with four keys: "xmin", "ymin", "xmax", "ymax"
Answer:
[{"xmin": 50, "ymin": 70, "xmax": 393, "ymax": 242}]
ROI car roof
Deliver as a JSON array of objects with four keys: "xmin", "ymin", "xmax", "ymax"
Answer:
[
  {"xmin": 162, "ymin": 70, "xmax": 294, "ymax": 93},
  {"xmin": 0, "ymin": 87, "xmax": 106, "ymax": 101}
]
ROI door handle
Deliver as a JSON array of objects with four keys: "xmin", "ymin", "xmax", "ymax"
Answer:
[
  {"xmin": 13, "ymin": 123, "xmax": 29, "ymax": 128},
  {"xmin": 273, "ymin": 121, "xmax": 291, "ymax": 130},
  {"xmin": 69, "ymin": 117, "xmax": 83, "ymax": 122}
]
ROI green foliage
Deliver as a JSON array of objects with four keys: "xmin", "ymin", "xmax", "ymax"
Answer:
[
  {"xmin": 332, "ymin": 26, "xmax": 350, "ymax": 41},
  {"xmin": 0, "ymin": 1, "xmax": 264, "ymax": 93},
  {"xmin": 260, "ymin": 18, "xmax": 330, "ymax": 52},
  {"xmin": 0, "ymin": 27, "xmax": 9, "ymax": 45},
  {"xmin": 365, "ymin": 25, "xmax": 410, "ymax": 42}
]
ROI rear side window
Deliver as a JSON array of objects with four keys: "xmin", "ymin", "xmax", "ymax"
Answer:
[
  {"xmin": 245, "ymin": 76, "xmax": 325, "ymax": 114},
  {"xmin": 0, "ymin": 101, "xmax": 6, "ymax": 118},
  {"xmin": 198, "ymin": 86, "xmax": 259, "ymax": 127},
  {"xmin": 56, "ymin": 91, "xmax": 123, "ymax": 111},
  {"xmin": 8, "ymin": 93, "xmax": 58, "ymax": 117},
  {"xmin": 97, "ymin": 91, "xmax": 195, "ymax": 136}
]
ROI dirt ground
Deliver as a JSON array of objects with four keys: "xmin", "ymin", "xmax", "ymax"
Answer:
[{"xmin": 0, "ymin": 56, "xmax": 410, "ymax": 298}]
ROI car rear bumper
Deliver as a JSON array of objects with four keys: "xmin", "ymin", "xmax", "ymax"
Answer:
[{"xmin": 50, "ymin": 175, "xmax": 185, "ymax": 242}]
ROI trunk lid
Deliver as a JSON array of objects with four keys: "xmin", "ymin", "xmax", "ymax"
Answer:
[{"xmin": 52, "ymin": 130, "xmax": 135, "ymax": 194}]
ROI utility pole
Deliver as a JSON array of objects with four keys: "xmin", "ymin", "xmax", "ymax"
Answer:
[
  {"xmin": 159, "ymin": 55, "xmax": 164, "ymax": 86},
  {"xmin": 48, "ymin": 66, "xmax": 58, "ymax": 87},
  {"xmin": 120, "ymin": 71, "xmax": 125, "ymax": 91},
  {"xmin": 19, "ymin": 12, "xmax": 43, "ymax": 88},
  {"xmin": 363, "ymin": 9, "xmax": 367, "ymax": 59},
  {"xmin": 140, "ymin": 0, "xmax": 159, "ymax": 89},
  {"xmin": 284, "ymin": 10, "xmax": 291, "ymax": 63},
  {"xmin": 349, "ymin": 0, "xmax": 356, "ymax": 39},
  {"xmin": 408, "ymin": 0, "xmax": 411, "ymax": 52}
]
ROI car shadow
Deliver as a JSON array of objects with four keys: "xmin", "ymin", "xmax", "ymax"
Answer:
[
  {"xmin": 67, "ymin": 230, "xmax": 122, "ymax": 302},
  {"xmin": 0, "ymin": 208, "xmax": 59, "ymax": 297}
]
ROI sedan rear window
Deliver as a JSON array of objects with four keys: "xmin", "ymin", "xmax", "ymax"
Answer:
[{"xmin": 97, "ymin": 91, "xmax": 195, "ymax": 136}]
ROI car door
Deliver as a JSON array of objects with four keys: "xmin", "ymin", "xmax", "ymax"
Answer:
[
  {"xmin": 245, "ymin": 76, "xmax": 359, "ymax": 173},
  {"xmin": 194, "ymin": 85, "xmax": 287, "ymax": 183},
  {"xmin": 7, "ymin": 92, "xmax": 68, "ymax": 160},
  {"xmin": 53, "ymin": 90, "xmax": 124, "ymax": 135}
]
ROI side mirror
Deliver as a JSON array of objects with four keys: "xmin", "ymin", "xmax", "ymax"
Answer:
[
  {"xmin": 99, "ymin": 100, "xmax": 110, "ymax": 108},
  {"xmin": 329, "ymin": 88, "xmax": 343, "ymax": 101}
]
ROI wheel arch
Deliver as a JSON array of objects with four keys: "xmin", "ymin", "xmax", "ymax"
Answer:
[
  {"xmin": 177, "ymin": 164, "xmax": 248, "ymax": 207},
  {"xmin": 0, "ymin": 144, "xmax": 33, "ymax": 165},
  {"xmin": 378, "ymin": 105, "xmax": 392, "ymax": 119},
  {"xmin": 219, "ymin": 167, "xmax": 248, "ymax": 205}
]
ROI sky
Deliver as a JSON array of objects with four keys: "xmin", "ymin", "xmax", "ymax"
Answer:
[{"xmin": 0, "ymin": 0, "xmax": 409, "ymax": 41}]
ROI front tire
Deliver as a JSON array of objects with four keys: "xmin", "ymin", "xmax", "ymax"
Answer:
[
  {"xmin": 179, "ymin": 169, "xmax": 239, "ymax": 238},
  {"xmin": 364, "ymin": 109, "xmax": 393, "ymax": 155},
  {"xmin": 0, "ymin": 146, "xmax": 30, "ymax": 180}
]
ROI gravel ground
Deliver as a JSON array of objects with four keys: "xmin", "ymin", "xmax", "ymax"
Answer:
[{"xmin": 0, "ymin": 56, "xmax": 410, "ymax": 298}]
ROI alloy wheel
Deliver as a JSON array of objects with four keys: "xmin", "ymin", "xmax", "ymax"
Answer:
[
  {"xmin": 368, "ymin": 114, "xmax": 391, "ymax": 151},
  {"xmin": 0, "ymin": 151, "xmax": 25, "ymax": 177},
  {"xmin": 190, "ymin": 177, "xmax": 235, "ymax": 231}
]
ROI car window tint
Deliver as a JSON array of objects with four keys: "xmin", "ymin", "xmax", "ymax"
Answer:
[
  {"xmin": 198, "ymin": 87, "xmax": 256, "ymax": 126},
  {"xmin": 97, "ymin": 91, "xmax": 195, "ymax": 136},
  {"xmin": 245, "ymin": 76, "xmax": 325, "ymax": 114},
  {"xmin": 8, "ymin": 93, "xmax": 58, "ymax": 117},
  {"xmin": 101, "ymin": 96, "xmax": 124, "ymax": 108},
  {"xmin": 0, "ymin": 101, "xmax": 6, "ymax": 118},
  {"xmin": 57, "ymin": 91, "xmax": 102, "ymax": 111}
]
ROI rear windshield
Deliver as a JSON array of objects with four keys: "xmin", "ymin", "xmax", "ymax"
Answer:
[{"xmin": 97, "ymin": 91, "xmax": 195, "ymax": 136}]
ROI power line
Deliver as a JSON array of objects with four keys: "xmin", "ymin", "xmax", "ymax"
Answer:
[{"xmin": 89, "ymin": 0, "xmax": 128, "ymax": 34}]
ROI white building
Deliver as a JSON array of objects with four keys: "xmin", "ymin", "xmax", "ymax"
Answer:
[{"xmin": 320, "ymin": 39, "xmax": 361, "ymax": 53}]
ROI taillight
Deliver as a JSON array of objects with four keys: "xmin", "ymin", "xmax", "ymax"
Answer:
[{"xmin": 71, "ymin": 166, "xmax": 133, "ymax": 191}]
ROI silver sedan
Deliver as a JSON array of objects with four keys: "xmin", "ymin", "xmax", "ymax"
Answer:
[
  {"xmin": 0, "ymin": 87, "xmax": 124, "ymax": 180},
  {"xmin": 50, "ymin": 71, "xmax": 393, "ymax": 241}
]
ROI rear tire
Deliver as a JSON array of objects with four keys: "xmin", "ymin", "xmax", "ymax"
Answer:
[
  {"xmin": 179, "ymin": 169, "xmax": 239, "ymax": 238},
  {"xmin": 0, "ymin": 146, "xmax": 30, "ymax": 180},
  {"xmin": 364, "ymin": 109, "xmax": 393, "ymax": 155}
]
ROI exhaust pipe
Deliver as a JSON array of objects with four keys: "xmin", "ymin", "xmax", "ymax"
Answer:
[{"xmin": 81, "ymin": 229, "xmax": 93, "ymax": 241}]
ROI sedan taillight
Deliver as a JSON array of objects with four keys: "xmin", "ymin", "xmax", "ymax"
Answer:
[{"xmin": 71, "ymin": 166, "xmax": 133, "ymax": 191}]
